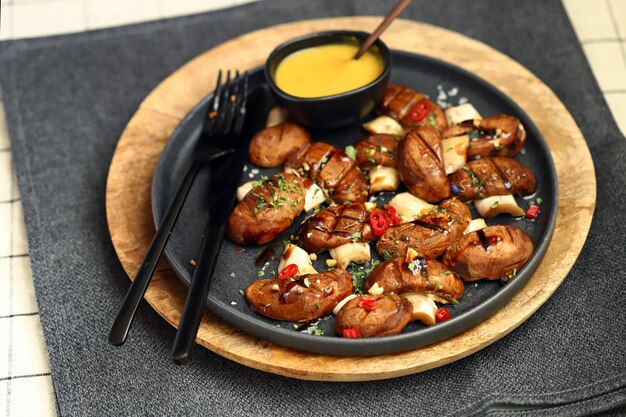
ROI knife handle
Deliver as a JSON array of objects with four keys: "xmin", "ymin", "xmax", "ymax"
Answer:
[
  {"xmin": 171, "ymin": 217, "xmax": 227, "ymax": 363},
  {"xmin": 108, "ymin": 161, "xmax": 203, "ymax": 346}
]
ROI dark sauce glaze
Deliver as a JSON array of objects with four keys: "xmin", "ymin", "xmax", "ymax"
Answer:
[
  {"xmin": 413, "ymin": 220, "xmax": 447, "ymax": 233},
  {"xmin": 255, "ymin": 244, "xmax": 278, "ymax": 267},
  {"xmin": 490, "ymin": 158, "xmax": 512, "ymax": 189}
]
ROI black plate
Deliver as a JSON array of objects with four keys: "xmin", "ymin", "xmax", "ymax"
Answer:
[{"xmin": 152, "ymin": 51, "xmax": 558, "ymax": 356}]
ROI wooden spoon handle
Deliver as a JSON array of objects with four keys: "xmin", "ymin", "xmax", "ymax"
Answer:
[{"xmin": 354, "ymin": 0, "xmax": 413, "ymax": 60}]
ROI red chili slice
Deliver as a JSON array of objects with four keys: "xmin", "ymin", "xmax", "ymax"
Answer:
[
  {"xmin": 435, "ymin": 307, "xmax": 451, "ymax": 322},
  {"xmin": 525, "ymin": 205, "xmax": 540, "ymax": 219},
  {"xmin": 278, "ymin": 264, "xmax": 299, "ymax": 280},
  {"xmin": 342, "ymin": 328, "xmax": 361, "ymax": 338},
  {"xmin": 409, "ymin": 100, "xmax": 430, "ymax": 122},
  {"xmin": 384, "ymin": 206, "xmax": 401, "ymax": 226},
  {"xmin": 369, "ymin": 210, "xmax": 388, "ymax": 236},
  {"xmin": 358, "ymin": 297, "xmax": 377, "ymax": 312}
]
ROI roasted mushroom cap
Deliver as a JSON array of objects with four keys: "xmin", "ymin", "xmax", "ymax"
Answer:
[
  {"xmin": 379, "ymin": 84, "xmax": 448, "ymax": 132},
  {"xmin": 365, "ymin": 257, "xmax": 464, "ymax": 304},
  {"xmin": 248, "ymin": 122, "xmax": 311, "ymax": 168},
  {"xmin": 297, "ymin": 203, "xmax": 375, "ymax": 253},
  {"xmin": 442, "ymin": 114, "xmax": 526, "ymax": 160},
  {"xmin": 442, "ymin": 225, "xmax": 535, "ymax": 281},
  {"xmin": 227, "ymin": 172, "xmax": 305, "ymax": 245},
  {"xmin": 448, "ymin": 157, "xmax": 536, "ymax": 201},
  {"xmin": 246, "ymin": 269, "xmax": 353, "ymax": 322},
  {"xmin": 335, "ymin": 293, "xmax": 413, "ymax": 337},
  {"xmin": 285, "ymin": 142, "xmax": 368, "ymax": 204},
  {"xmin": 376, "ymin": 198, "xmax": 471, "ymax": 260},
  {"xmin": 397, "ymin": 126, "xmax": 450, "ymax": 203},
  {"xmin": 354, "ymin": 133, "xmax": 399, "ymax": 170}
]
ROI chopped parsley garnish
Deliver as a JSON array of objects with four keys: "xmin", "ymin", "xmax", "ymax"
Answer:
[
  {"xmin": 442, "ymin": 269, "xmax": 451, "ymax": 274},
  {"xmin": 252, "ymin": 175, "xmax": 269, "ymax": 187},
  {"xmin": 536, "ymin": 197, "xmax": 543, "ymax": 205},
  {"xmin": 351, "ymin": 231, "xmax": 362, "ymax": 243},
  {"xmin": 305, "ymin": 325, "xmax": 324, "ymax": 336},
  {"xmin": 238, "ymin": 290, "xmax": 245, "ymax": 296},
  {"xmin": 380, "ymin": 249, "xmax": 393, "ymax": 261},
  {"xmin": 345, "ymin": 145, "xmax": 357, "ymax": 161},
  {"xmin": 490, "ymin": 201, "xmax": 500, "ymax": 209},
  {"xmin": 428, "ymin": 113, "xmax": 436, "ymax": 127}
]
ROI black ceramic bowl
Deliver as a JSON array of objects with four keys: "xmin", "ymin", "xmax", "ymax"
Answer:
[{"xmin": 264, "ymin": 30, "xmax": 391, "ymax": 129}]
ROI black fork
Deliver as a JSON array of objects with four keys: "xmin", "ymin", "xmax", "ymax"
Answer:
[{"xmin": 108, "ymin": 71, "xmax": 249, "ymax": 346}]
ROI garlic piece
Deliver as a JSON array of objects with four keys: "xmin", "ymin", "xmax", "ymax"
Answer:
[
  {"xmin": 474, "ymin": 195, "xmax": 526, "ymax": 218},
  {"xmin": 442, "ymin": 135, "xmax": 469, "ymax": 175},
  {"xmin": 329, "ymin": 242, "xmax": 371, "ymax": 269},
  {"xmin": 464, "ymin": 218, "xmax": 488, "ymax": 235},
  {"xmin": 362, "ymin": 115, "xmax": 404, "ymax": 136},
  {"xmin": 304, "ymin": 182, "xmax": 326, "ymax": 212},
  {"xmin": 364, "ymin": 201, "xmax": 377, "ymax": 211},
  {"xmin": 236, "ymin": 181, "xmax": 255, "ymax": 201},
  {"xmin": 278, "ymin": 244, "xmax": 317, "ymax": 276},
  {"xmin": 445, "ymin": 103, "xmax": 482, "ymax": 125},
  {"xmin": 369, "ymin": 166, "xmax": 400, "ymax": 193},
  {"xmin": 266, "ymin": 106, "xmax": 288, "ymax": 127},
  {"xmin": 388, "ymin": 192, "xmax": 435, "ymax": 223},
  {"xmin": 333, "ymin": 294, "xmax": 357, "ymax": 315},
  {"xmin": 401, "ymin": 292, "xmax": 438, "ymax": 326},
  {"xmin": 368, "ymin": 282, "xmax": 384, "ymax": 295}
]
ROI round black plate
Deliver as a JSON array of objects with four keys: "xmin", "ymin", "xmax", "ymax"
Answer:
[{"xmin": 152, "ymin": 51, "xmax": 558, "ymax": 356}]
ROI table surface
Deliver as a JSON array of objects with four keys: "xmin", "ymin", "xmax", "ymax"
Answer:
[{"xmin": 0, "ymin": 0, "xmax": 624, "ymax": 415}]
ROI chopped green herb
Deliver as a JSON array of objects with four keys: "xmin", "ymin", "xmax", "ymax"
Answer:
[
  {"xmin": 238, "ymin": 290, "xmax": 245, "ymax": 296},
  {"xmin": 442, "ymin": 269, "xmax": 451, "ymax": 274},
  {"xmin": 351, "ymin": 231, "xmax": 362, "ymax": 243},
  {"xmin": 428, "ymin": 113, "xmax": 436, "ymax": 127},
  {"xmin": 345, "ymin": 145, "xmax": 357, "ymax": 161},
  {"xmin": 305, "ymin": 325, "xmax": 324, "ymax": 336},
  {"xmin": 343, "ymin": 200, "xmax": 351, "ymax": 205},
  {"xmin": 312, "ymin": 188, "xmax": 320, "ymax": 198},
  {"xmin": 536, "ymin": 197, "xmax": 543, "ymax": 205},
  {"xmin": 490, "ymin": 201, "xmax": 500, "ymax": 209},
  {"xmin": 380, "ymin": 249, "xmax": 393, "ymax": 261},
  {"xmin": 257, "ymin": 270, "xmax": 265, "ymax": 277},
  {"xmin": 252, "ymin": 175, "xmax": 269, "ymax": 187}
]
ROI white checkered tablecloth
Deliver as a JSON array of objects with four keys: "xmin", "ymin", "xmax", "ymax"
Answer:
[{"xmin": 0, "ymin": 0, "xmax": 624, "ymax": 415}]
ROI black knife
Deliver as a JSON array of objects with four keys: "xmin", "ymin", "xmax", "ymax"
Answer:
[{"xmin": 171, "ymin": 87, "xmax": 268, "ymax": 364}]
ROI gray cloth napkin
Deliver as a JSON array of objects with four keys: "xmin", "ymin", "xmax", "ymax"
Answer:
[{"xmin": 1, "ymin": 0, "xmax": 625, "ymax": 415}]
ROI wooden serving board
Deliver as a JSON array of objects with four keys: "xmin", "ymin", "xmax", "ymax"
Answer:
[{"xmin": 105, "ymin": 17, "xmax": 595, "ymax": 381}]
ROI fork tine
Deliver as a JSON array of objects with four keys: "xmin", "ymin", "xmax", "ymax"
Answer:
[
  {"xmin": 231, "ymin": 72, "xmax": 249, "ymax": 137},
  {"xmin": 221, "ymin": 70, "xmax": 241, "ymax": 134},
  {"xmin": 211, "ymin": 70, "xmax": 223, "ymax": 114},
  {"xmin": 213, "ymin": 70, "xmax": 232, "ymax": 135}
]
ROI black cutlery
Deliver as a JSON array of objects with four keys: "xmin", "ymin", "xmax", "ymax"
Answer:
[
  {"xmin": 108, "ymin": 70, "xmax": 248, "ymax": 346},
  {"xmin": 170, "ymin": 83, "xmax": 268, "ymax": 364}
]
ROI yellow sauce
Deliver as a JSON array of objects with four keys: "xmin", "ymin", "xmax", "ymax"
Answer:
[{"xmin": 274, "ymin": 43, "xmax": 384, "ymax": 98}]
